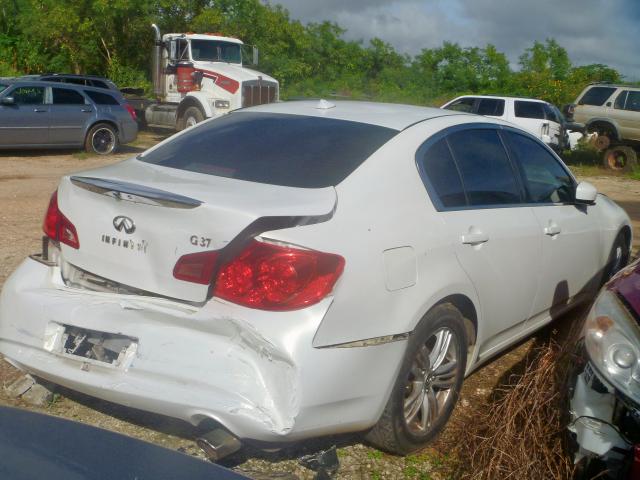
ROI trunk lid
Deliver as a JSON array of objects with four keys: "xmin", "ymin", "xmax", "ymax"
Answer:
[{"xmin": 57, "ymin": 159, "xmax": 336, "ymax": 303}]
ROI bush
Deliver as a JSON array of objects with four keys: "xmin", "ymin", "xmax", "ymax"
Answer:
[
  {"xmin": 560, "ymin": 139, "xmax": 601, "ymax": 166},
  {"xmin": 106, "ymin": 56, "xmax": 151, "ymax": 94}
]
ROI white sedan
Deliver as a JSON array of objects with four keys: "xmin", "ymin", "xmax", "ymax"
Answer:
[{"xmin": 0, "ymin": 100, "xmax": 631, "ymax": 457}]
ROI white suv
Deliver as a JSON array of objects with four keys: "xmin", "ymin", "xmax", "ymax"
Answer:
[{"xmin": 442, "ymin": 95, "xmax": 566, "ymax": 151}]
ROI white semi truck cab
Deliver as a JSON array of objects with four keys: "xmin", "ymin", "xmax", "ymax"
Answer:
[{"xmin": 139, "ymin": 24, "xmax": 279, "ymax": 130}]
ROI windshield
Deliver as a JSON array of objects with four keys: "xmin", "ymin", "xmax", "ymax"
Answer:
[
  {"xmin": 190, "ymin": 40, "xmax": 241, "ymax": 64},
  {"xmin": 140, "ymin": 112, "xmax": 398, "ymax": 188}
]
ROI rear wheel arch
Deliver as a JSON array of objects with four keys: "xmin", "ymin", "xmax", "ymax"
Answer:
[{"xmin": 434, "ymin": 294, "xmax": 477, "ymax": 351}]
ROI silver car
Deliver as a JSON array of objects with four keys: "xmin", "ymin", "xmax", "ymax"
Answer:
[{"xmin": 0, "ymin": 80, "xmax": 137, "ymax": 154}]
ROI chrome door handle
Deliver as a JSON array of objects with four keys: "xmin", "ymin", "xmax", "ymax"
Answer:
[
  {"xmin": 80, "ymin": 108, "xmax": 93, "ymax": 113},
  {"xmin": 33, "ymin": 108, "xmax": 47, "ymax": 113},
  {"xmin": 461, "ymin": 232, "xmax": 489, "ymax": 245},
  {"xmin": 544, "ymin": 224, "xmax": 561, "ymax": 236}
]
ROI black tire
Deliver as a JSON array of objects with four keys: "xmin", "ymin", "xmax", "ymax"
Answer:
[
  {"xmin": 365, "ymin": 303, "xmax": 467, "ymax": 455},
  {"xmin": 602, "ymin": 145, "xmax": 638, "ymax": 172},
  {"xmin": 603, "ymin": 231, "xmax": 630, "ymax": 284},
  {"xmin": 85, "ymin": 123, "xmax": 118, "ymax": 155},
  {"xmin": 178, "ymin": 106, "xmax": 205, "ymax": 131}
]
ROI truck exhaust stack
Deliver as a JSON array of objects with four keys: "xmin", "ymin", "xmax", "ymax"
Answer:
[{"xmin": 151, "ymin": 24, "xmax": 164, "ymax": 98}]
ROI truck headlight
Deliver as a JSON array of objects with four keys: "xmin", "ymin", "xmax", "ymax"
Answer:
[
  {"xmin": 584, "ymin": 289, "xmax": 640, "ymax": 401},
  {"xmin": 214, "ymin": 100, "xmax": 230, "ymax": 109}
]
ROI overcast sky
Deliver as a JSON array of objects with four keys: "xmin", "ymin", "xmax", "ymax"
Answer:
[{"xmin": 273, "ymin": 0, "xmax": 640, "ymax": 80}]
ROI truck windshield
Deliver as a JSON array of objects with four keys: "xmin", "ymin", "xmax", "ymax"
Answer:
[{"xmin": 190, "ymin": 40, "xmax": 241, "ymax": 64}]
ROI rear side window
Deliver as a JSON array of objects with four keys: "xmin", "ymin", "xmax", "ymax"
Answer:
[
  {"xmin": 444, "ymin": 98, "xmax": 475, "ymax": 113},
  {"xmin": 85, "ymin": 90, "xmax": 119, "ymax": 105},
  {"xmin": 141, "ymin": 112, "xmax": 398, "ymax": 188},
  {"xmin": 579, "ymin": 86, "xmax": 616, "ymax": 106},
  {"xmin": 52, "ymin": 88, "xmax": 85, "ymax": 105},
  {"xmin": 515, "ymin": 101, "xmax": 545, "ymax": 119},
  {"xmin": 477, "ymin": 98, "xmax": 505, "ymax": 116},
  {"xmin": 418, "ymin": 138, "xmax": 466, "ymax": 208},
  {"xmin": 505, "ymin": 132, "xmax": 574, "ymax": 203},
  {"xmin": 447, "ymin": 129, "xmax": 521, "ymax": 206}
]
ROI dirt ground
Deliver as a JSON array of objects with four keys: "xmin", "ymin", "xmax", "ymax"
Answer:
[{"xmin": 1, "ymin": 136, "xmax": 639, "ymax": 479}]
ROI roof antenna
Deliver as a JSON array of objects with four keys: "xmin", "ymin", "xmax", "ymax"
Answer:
[{"xmin": 316, "ymin": 99, "xmax": 335, "ymax": 110}]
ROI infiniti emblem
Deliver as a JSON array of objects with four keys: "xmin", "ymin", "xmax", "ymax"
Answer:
[{"xmin": 113, "ymin": 215, "xmax": 136, "ymax": 234}]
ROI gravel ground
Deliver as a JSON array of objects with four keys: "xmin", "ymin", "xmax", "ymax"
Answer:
[{"xmin": 1, "ymin": 136, "xmax": 638, "ymax": 479}]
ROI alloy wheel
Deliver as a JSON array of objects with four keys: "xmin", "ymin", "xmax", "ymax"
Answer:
[{"xmin": 403, "ymin": 327, "xmax": 459, "ymax": 434}]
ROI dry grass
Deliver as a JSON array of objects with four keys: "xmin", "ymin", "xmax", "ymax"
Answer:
[{"xmin": 456, "ymin": 322, "xmax": 584, "ymax": 480}]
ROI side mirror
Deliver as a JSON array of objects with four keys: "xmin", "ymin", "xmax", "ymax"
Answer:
[
  {"xmin": 575, "ymin": 181, "xmax": 597, "ymax": 204},
  {"xmin": 0, "ymin": 96, "xmax": 15, "ymax": 106},
  {"xmin": 252, "ymin": 46, "xmax": 259, "ymax": 66}
]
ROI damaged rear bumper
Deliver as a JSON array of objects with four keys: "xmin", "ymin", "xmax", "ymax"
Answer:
[{"xmin": 0, "ymin": 258, "xmax": 407, "ymax": 443}]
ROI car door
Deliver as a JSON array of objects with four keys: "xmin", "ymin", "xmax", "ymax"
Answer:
[
  {"xmin": 0, "ymin": 85, "xmax": 48, "ymax": 146},
  {"xmin": 49, "ymin": 87, "xmax": 93, "ymax": 145},
  {"xmin": 612, "ymin": 90, "xmax": 640, "ymax": 141},
  {"xmin": 503, "ymin": 129, "xmax": 602, "ymax": 322},
  {"xmin": 418, "ymin": 127, "xmax": 542, "ymax": 358}
]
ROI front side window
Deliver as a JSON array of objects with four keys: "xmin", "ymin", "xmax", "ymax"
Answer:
[
  {"xmin": 505, "ymin": 131, "xmax": 574, "ymax": 203},
  {"xmin": 418, "ymin": 138, "xmax": 466, "ymax": 208},
  {"xmin": 444, "ymin": 97, "xmax": 476, "ymax": 113},
  {"xmin": 141, "ymin": 112, "xmax": 398, "ymax": 188},
  {"xmin": 543, "ymin": 104, "xmax": 561, "ymax": 124},
  {"xmin": 514, "ymin": 101, "xmax": 545, "ymax": 119},
  {"xmin": 0, "ymin": 83, "xmax": 7, "ymax": 93},
  {"xmin": 579, "ymin": 86, "xmax": 616, "ymax": 106},
  {"xmin": 10, "ymin": 86, "xmax": 45, "ymax": 105},
  {"xmin": 190, "ymin": 40, "xmax": 241, "ymax": 64},
  {"xmin": 447, "ymin": 129, "xmax": 521, "ymax": 206},
  {"xmin": 477, "ymin": 98, "xmax": 505, "ymax": 116},
  {"xmin": 52, "ymin": 88, "xmax": 86, "ymax": 105}
]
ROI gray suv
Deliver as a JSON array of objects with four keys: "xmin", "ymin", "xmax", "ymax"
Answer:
[{"xmin": 0, "ymin": 80, "xmax": 137, "ymax": 154}]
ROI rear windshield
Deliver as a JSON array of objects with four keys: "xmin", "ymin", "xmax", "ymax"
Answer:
[{"xmin": 140, "ymin": 112, "xmax": 398, "ymax": 188}]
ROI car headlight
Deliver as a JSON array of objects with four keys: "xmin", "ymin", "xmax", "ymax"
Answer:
[
  {"xmin": 214, "ymin": 100, "xmax": 230, "ymax": 109},
  {"xmin": 584, "ymin": 289, "xmax": 640, "ymax": 401}
]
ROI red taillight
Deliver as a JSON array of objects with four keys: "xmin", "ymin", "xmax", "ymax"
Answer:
[
  {"xmin": 172, "ymin": 240, "xmax": 345, "ymax": 311},
  {"xmin": 43, "ymin": 191, "xmax": 80, "ymax": 249},
  {"xmin": 214, "ymin": 240, "xmax": 344, "ymax": 311},
  {"xmin": 124, "ymin": 103, "xmax": 137, "ymax": 121},
  {"xmin": 173, "ymin": 250, "xmax": 218, "ymax": 285}
]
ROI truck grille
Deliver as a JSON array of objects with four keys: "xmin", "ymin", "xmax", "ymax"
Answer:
[{"xmin": 242, "ymin": 82, "xmax": 277, "ymax": 107}]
